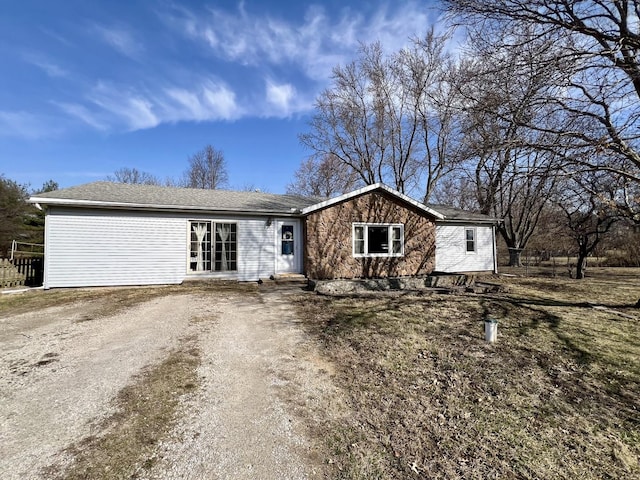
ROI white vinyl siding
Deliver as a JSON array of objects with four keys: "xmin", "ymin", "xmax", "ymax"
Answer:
[
  {"xmin": 44, "ymin": 208, "xmax": 284, "ymax": 288},
  {"xmin": 45, "ymin": 209, "xmax": 186, "ymax": 288},
  {"xmin": 435, "ymin": 224, "xmax": 494, "ymax": 272}
]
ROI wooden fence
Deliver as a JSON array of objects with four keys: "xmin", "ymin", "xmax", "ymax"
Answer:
[{"xmin": 0, "ymin": 257, "xmax": 44, "ymax": 288}]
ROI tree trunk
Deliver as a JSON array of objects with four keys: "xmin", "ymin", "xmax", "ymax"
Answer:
[
  {"xmin": 508, "ymin": 248, "xmax": 523, "ymax": 267},
  {"xmin": 575, "ymin": 254, "xmax": 587, "ymax": 279}
]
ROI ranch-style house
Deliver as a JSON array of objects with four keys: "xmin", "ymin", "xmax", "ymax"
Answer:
[{"xmin": 30, "ymin": 182, "xmax": 498, "ymax": 288}]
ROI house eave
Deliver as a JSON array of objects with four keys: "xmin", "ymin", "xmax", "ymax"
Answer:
[
  {"xmin": 28, "ymin": 197, "xmax": 304, "ymax": 217},
  {"xmin": 435, "ymin": 218, "xmax": 500, "ymax": 225}
]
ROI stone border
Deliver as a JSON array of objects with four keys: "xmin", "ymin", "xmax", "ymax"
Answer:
[{"xmin": 309, "ymin": 274, "xmax": 506, "ymax": 296}]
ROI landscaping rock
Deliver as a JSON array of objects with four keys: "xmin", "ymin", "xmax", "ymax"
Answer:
[{"xmin": 312, "ymin": 274, "xmax": 506, "ymax": 296}]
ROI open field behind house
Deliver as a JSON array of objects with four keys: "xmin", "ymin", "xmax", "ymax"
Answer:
[{"xmin": 294, "ymin": 267, "xmax": 640, "ymax": 479}]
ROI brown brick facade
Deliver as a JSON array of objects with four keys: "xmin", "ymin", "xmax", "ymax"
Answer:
[{"xmin": 304, "ymin": 191, "xmax": 436, "ymax": 279}]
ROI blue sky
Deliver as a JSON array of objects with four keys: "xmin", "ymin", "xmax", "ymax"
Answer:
[{"xmin": 0, "ymin": 0, "xmax": 443, "ymax": 193}]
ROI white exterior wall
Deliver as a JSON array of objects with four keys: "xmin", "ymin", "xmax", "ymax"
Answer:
[
  {"xmin": 435, "ymin": 223, "xmax": 495, "ymax": 273},
  {"xmin": 44, "ymin": 208, "xmax": 284, "ymax": 288}
]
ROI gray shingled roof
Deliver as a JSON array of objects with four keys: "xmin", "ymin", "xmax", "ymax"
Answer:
[
  {"xmin": 31, "ymin": 181, "xmax": 497, "ymax": 223},
  {"xmin": 31, "ymin": 182, "xmax": 323, "ymax": 214},
  {"xmin": 425, "ymin": 204, "xmax": 497, "ymax": 223}
]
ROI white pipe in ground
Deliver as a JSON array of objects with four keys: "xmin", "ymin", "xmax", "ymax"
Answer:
[{"xmin": 485, "ymin": 319, "xmax": 498, "ymax": 343}]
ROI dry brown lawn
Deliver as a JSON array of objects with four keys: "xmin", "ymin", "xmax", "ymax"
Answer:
[
  {"xmin": 0, "ymin": 281, "xmax": 256, "ymax": 319},
  {"xmin": 295, "ymin": 268, "xmax": 640, "ymax": 479}
]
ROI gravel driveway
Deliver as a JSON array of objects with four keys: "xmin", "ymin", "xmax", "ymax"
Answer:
[{"xmin": 0, "ymin": 286, "xmax": 338, "ymax": 479}]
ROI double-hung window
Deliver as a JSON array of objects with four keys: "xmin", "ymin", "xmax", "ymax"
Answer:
[
  {"xmin": 353, "ymin": 223, "xmax": 404, "ymax": 257},
  {"xmin": 189, "ymin": 221, "xmax": 237, "ymax": 272},
  {"xmin": 465, "ymin": 227, "xmax": 476, "ymax": 253}
]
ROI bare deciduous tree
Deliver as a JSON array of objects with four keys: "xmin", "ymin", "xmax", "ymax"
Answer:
[
  {"xmin": 286, "ymin": 154, "xmax": 361, "ymax": 198},
  {"xmin": 445, "ymin": 0, "xmax": 640, "ymax": 213},
  {"xmin": 106, "ymin": 167, "xmax": 160, "ymax": 185},
  {"xmin": 556, "ymin": 172, "xmax": 620, "ymax": 279},
  {"xmin": 299, "ymin": 30, "xmax": 464, "ymax": 200},
  {"xmin": 430, "ymin": 176, "xmax": 479, "ymax": 211},
  {"xmin": 183, "ymin": 145, "xmax": 229, "ymax": 190},
  {"xmin": 453, "ymin": 33, "xmax": 569, "ymax": 265}
]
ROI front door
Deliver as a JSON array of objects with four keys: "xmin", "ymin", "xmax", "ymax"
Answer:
[{"xmin": 275, "ymin": 220, "xmax": 301, "ymax": 274}]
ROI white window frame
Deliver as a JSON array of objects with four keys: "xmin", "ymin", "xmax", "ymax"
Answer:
[
  {"xmin": 188, "ymin": 220, "xmax": 238, "ymax": 274},
  {"xmin": 465, "ymin": 227, "xmax": 477, "ymax": 254},
  {"xmin": 352, "ymin": 223, "xmax": 404, "ymax": 258}
]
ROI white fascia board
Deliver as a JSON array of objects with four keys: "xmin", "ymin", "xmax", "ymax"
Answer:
[
  {"xmin": 301, "ymin": 183, "xmax": 445, "ymax": 219},
  {"xmin": 435, "ymin": 218, "xmax": 499, "ymax": 225},
  {"xmin": 28, "ymin": 197, "xmax": 303, "ymax": 217}
]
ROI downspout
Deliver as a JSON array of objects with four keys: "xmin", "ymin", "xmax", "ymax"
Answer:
[
  {"xmin": 492, "ymin": 224, "xmax": 498, "ymax": 274},
  {"xmin": 43, "ymin": 205, "xmax": 50, "ymax": 289},
  {"xmin": 273, "ymin": 218, "xmax": 278, "ymax": 276}
]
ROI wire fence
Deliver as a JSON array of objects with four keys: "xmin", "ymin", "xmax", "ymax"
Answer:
[{"xmin": 10, "ymin": 240, "xmax": 44, "ymax": 260}]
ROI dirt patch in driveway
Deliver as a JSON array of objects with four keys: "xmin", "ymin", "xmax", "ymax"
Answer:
[
  {"xmin": 1, "ymin": 293, "xmax": 200, "ymax": 479},
  {"xmin": 139, "ymin": 287, "xmax": 345, "ymax": 480},
  {"xmin": 0, "ymin": 285, "xmax": 343, "ymax": 480}
]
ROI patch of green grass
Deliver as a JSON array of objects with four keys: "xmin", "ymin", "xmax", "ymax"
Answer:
[
  {"xmin": 295, "ymin": 272, "xmax": 640, "ymax": 479},
  {"xmin": 44, "ymin": 337, "xmax": 201, "ymax": 480}
]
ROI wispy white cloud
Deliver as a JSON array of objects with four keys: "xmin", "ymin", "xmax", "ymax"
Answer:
[
  {"xmin": 53, "ymin": 101, "xmax": 109, "ymax": 131},
  {"xmin": 263, "ymin": 80, "xmax": 313, "ymax": 117},
  {"xmin": 91, "ymin": 24, "xmax": 144, "ymax": 58},
  {"xmin": 89, "ymin": 82, "xmax": 159, "ymax": 130},
  {"xmin": 40, "ymin": 27, "xmax": 75, "ymax": 47},
  {"xmin": 22, "ymin": 52, "xmax": 68, "ymax": 78},
  {"xmin": 13, "ymin": 3, "xmax": 439, "ymax": 136},
  {"xmin": 0, "ymin": 110, "xmax": 64, "ymax": 139},
  {"xmin": 162, "ymin": 2, "xmax": 435, "ymax": 80},
  {"xmin": 54, "ymin": 78, "xmax": 242, "ymax": 132},
  {"xmin": 266, "ymin": 81, "xmax": 295, "ymax": 111},
  {"xmin": 164, "ymin": 81, "xmax": 241, "ymax": 122}
]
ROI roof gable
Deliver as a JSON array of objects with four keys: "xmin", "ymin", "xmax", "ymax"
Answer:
[{"xmin": 302, "ymin": 183, "xmax": 445, "ymax": 219}]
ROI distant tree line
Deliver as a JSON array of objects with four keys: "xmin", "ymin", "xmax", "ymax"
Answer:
[{"xmin": 107, "ymin": 144, "xmax": 229, "ymax": 190}]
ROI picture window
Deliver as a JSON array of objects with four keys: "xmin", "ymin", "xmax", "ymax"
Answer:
[{"xmin": 352, "ymin": 223, "xmax": 404, "ymax": 257}]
